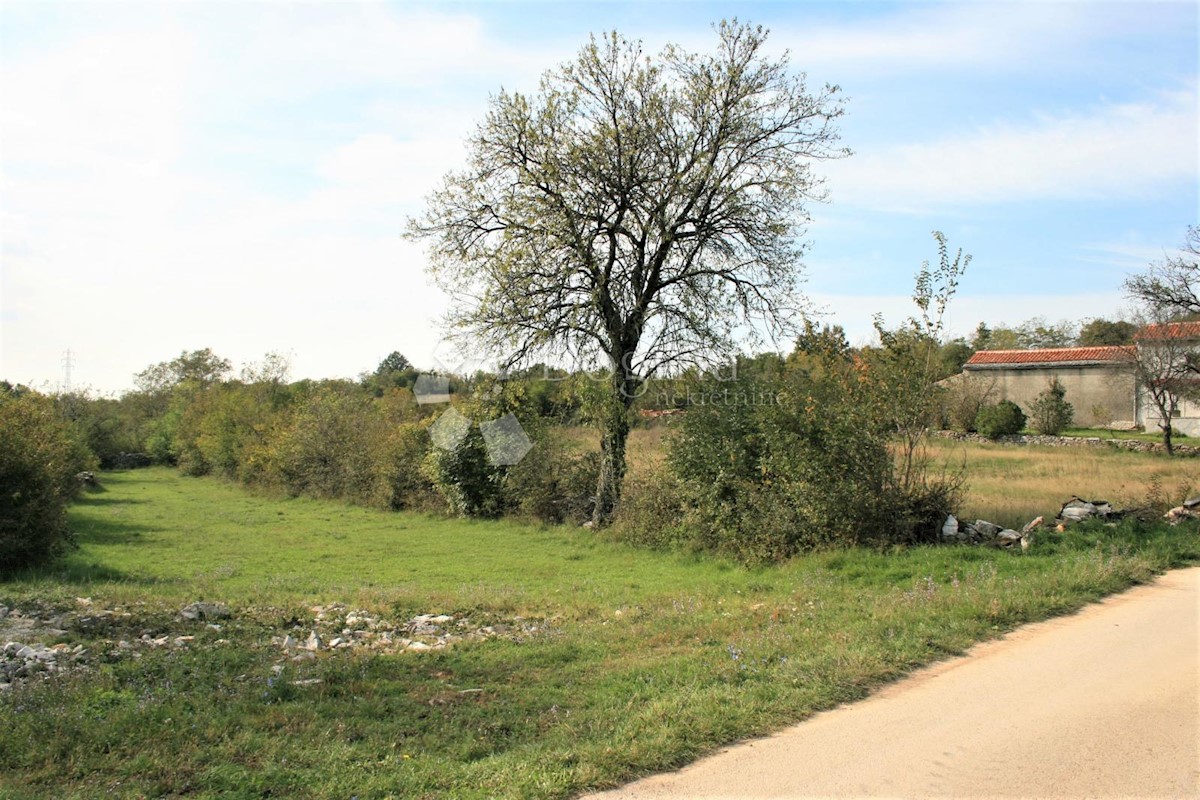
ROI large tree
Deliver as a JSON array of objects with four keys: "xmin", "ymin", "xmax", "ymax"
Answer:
[
  {"xmin": 134, "ymin": 348, "xmax": 232, "ymax": 394},
  {"xmin": 408, "ymin": 22, "xmax": 847, "ymax": 524}
]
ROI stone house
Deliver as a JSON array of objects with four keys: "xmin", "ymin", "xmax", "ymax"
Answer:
[{"xmin": 958, "ymin": 322, "xmax": 1200, "ymax": 435}]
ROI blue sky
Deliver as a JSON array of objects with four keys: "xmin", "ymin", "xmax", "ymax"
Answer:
[{"xmin": 1, "ymin": 1, "xmax": 1196, "ymax": 393}]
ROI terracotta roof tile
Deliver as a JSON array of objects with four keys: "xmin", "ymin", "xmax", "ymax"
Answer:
[
  {"xmin": 1135, "ymin": 321, "xmax": 1200, "ymax": 340},
  {"xmin": 965, "ymin": 346, "xmax": 1135, "ymax": 366}
]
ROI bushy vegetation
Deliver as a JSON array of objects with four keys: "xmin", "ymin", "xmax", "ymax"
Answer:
[
  {"xmin": 941, "ymin": 376, "xmax": 995, "ymax": 432},
  {"xmin": 613, "ymin": 335, "xmax": 961, "ymax": 562},
  {"xmin": 0, "ymin": 387, "xmax": 96, "ymax": 570},
  {"xmin": 975, "ymin": 400, "xmax": 1027, "ymax": 439},
  {"xmin": 1028, "ymin": 379, "xmax": 1075, "ymax": 435}
]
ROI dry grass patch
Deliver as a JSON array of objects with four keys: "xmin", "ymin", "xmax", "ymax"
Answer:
[{"xmin": 923, "ymin": 439, "xmax": 1197, "ymax": 528}]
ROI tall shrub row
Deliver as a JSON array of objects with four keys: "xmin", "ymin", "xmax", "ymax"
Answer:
[
  {"xmin": 139, "ymin": 377, "xmax": 597, "ymax": 523},
  {"xmin": 1, "ymin": 388, "xmax": 96, "ymax": 570}
]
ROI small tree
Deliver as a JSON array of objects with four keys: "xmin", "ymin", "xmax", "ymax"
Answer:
[
  {"xmin": 870, "ymin": 230, "xmax": 971, "ymax": 490},
  {"xmin": 1028, "ymin": 378, "xmax": 1074, "ymax": 435},
  {"xmin": 1078, "ymin": 318, "xmax": 1137, "ymax": 346},
  {"xmin": 1129, "ymin": 315, "xmax": 1197, "ymax": 455},
  {"xmin": 1124, "ymin": 227, "xmax": 1200, "ymax": 454},
  {"xmin": 942, "ymin": 374, "xmax": 996, "ymax": 432}
]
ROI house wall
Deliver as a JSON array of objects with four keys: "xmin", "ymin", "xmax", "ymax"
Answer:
[
  {"xmin": 1130, "ymin": 339, "xmax": 1200, "ymax": 437},
  {"xmin": 962, "ymin": 365, "xmax": 1137, "ymax": 428},
  {"xmin": 1138, "ymin": 390, "xmax": 1200, "ymax": 437}
]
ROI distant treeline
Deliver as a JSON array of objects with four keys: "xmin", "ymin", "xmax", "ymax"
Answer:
[{"xmin": 4, "ymin": 320, "xmax": 993, "ymax": 567}]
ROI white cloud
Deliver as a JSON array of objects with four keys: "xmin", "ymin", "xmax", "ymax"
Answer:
[
  {"xmin": 772, "ymin": 2, "xmax": 1183, "ymax": 78},
  {"xmin": 825, "ymin": 90, "xmax": 1197, "ymax": 212}
]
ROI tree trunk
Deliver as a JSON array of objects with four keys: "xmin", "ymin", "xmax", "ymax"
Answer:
[
  {"xmin": 1161, "ymin": 422, "xmax": 1174, "ymax": 456},
  {"xmin": 592, "ymin": 364, "xmax": 638, "ymax": 527}
]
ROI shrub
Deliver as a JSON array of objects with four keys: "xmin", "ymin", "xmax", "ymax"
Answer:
[
  {"xmin": 609, "ymin": 467, "xmax": 689, "ymax": 550},
  {"xmin": 506, "ymin": 434, "xmax": 599, "ymax": 524},
  {"xmin": 646, "ymin": 349, "xmax": 961, "ymax": 563},
  {"xmin": 421, "ymin": 426, "xmax": 508, "ymax": 518},
  {"xmin": 0, "ymin": 390, "xmax": 96, "ymax": 570},
  {"xmin": 941, "ymin": 376, "xmax": 996, "ymax": 433},
  {"xmin": 369, "ymin": 420, "xmax": 438, "ymax": 511},
  {"xmin": 1028, "ymin": 379, "xmax": 1074, "ymax": 435},
  {"xmin": 269, "ymin": 388, "xmax": 380, "ymax": 501},
  {"xmin": 975, "ymin": 400, "xmax": 1026, "ymax": 439}
]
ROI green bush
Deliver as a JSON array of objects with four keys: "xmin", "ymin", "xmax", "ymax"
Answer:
[
  {"xmin": 506, "ymin": 437, "xmax": 599, "ymax": 524},
  {"xmin": 369, "ymin": 420, "xmax": 438, "ymax": 511},
  {"xmin": 975, "ymin": 400, "xmax": 1026, "ymax": 439},
  {"xmin": 0, "ymin": 390, "xmax": 96, "ymax": 570},
  {"xmin": 941, "ymin": 377, "xmax": 995, "ymax": 433},
  {"xmin": 608, "ymin": 468, "xmax": 688, "ymax": 550},
  {"xmin": 637, "ymin": 350, "xmax": 960, "ymax": 563},
  {"xmin": 421, "ymin": 426, "xmax": 508, "ymax": 518},
  {"xmin": 269, "ymin": 388, "xmax": 380, "ymax": 502},
  {"xmin": 1028, "ymin": 379, "xmax": 1074, "ymax": 435}
]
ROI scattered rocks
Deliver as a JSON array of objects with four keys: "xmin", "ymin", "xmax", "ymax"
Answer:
[
  {"xmin": 269, "ymin": 606, "xmax": 546, "ymax": 658},
  {"xmin": 0, "ymin": 598, "xmax": 549, "ymax": 690},
  {"xmin": 1165, "ymin": 496, "xmax": 1200, "ymax": 525},
  {"xmin": 75, "ymin": 471, "xmax": 99, "ymax": 488},
  {"xmin": 1, "ymin": 640, "xmax": 86, "ymax": 683},
  {"xmin": 180, "ymin": 602, "xmax": 231, "ymax": 622},
  {"xmin": 932, "ymin": 430, "xmax": 1200, "ymax": 457}
]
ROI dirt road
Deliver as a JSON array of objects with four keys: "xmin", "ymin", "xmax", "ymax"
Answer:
[{"xmin": 588, "ymin": 567, "xmax": 1200, "ymax": 799}]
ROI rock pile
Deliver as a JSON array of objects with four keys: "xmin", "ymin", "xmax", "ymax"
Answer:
[
  {"xmin": 1056, "ymin": 497, "xmax": 1117, "ymax": 527},
  {"xmin": 271, "ymin": 604, "xmax": 543, "ymax": 660},
  {"xmin": 941, "ymin": 515, "xmax": 1041, "ymax": 549},
  {"xmin": 1165, "ymin": 496, "xmax": 1200, "ymax": 525},
  {"xmin": 105, "ymin": 452, "xmax": 153, "ymax": 469},
  {"xmin": 1, "ymin": 641, "xmax": 88, "ymax": 689}
]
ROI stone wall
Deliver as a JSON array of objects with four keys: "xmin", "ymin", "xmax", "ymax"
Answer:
[{"xmin": 932, "ymin": 429, "xmax": 1200, "ymax": 456}]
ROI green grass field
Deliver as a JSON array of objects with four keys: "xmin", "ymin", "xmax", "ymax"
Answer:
[{"xmin": 2, "ymin": 464, "xmax": 1198, "ymax": 799}]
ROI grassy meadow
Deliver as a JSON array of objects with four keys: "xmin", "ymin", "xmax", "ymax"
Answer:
[{"xmin": 1, "ymin": 445, "xmax": 1198, "ymax": 798}]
